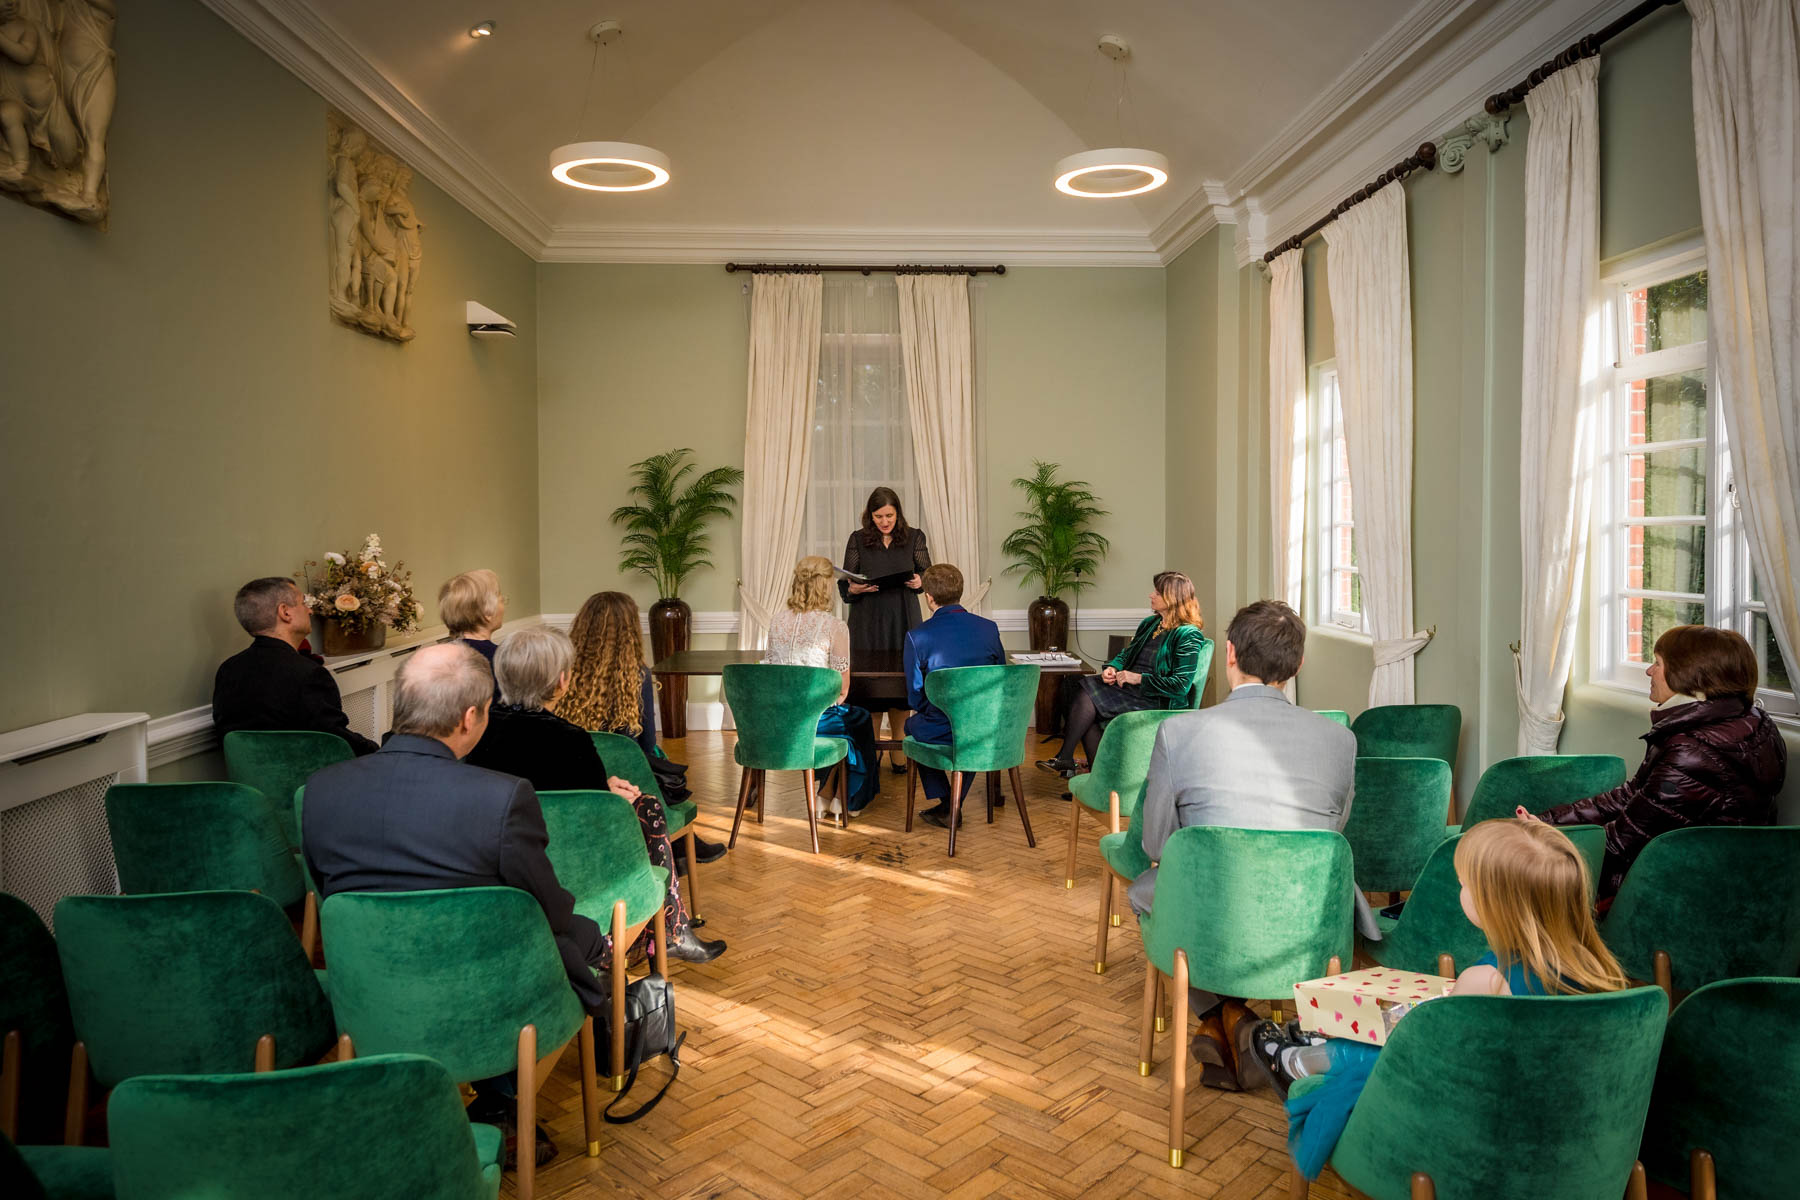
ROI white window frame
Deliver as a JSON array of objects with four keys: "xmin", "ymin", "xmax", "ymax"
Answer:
[
  {"xmin": 1311, "ymin": 361, "xmax": 1369, "ymax": 635},
  {"xmin": 1590, "ymin": 242, "xmax": 1797, "ymax": 717}
]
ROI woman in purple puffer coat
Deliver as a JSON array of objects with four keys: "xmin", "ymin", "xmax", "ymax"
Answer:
[{"xmin": 1532, "ymin": 625, "xmax": 1787, "ymax": 905}]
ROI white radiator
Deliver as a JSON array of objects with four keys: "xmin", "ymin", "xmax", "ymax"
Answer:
[{"xmin": 0, "ymin": 713, "xmax": 149, "ymax": 930}]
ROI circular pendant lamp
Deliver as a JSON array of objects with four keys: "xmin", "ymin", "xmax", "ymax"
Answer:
[
  {"xmin": 552, "ymin": 21, "xmax": 669, "ymax": 193},
  {"xmin": 1054, "ymin": 148, "xmax": 1169, "ymax": 198}
]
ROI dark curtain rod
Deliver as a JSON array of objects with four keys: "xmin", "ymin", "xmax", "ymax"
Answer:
[
  {"xmin": 725, "ymin": 262, "xmax": 1006, "ymax": 276},
  {"xmin": 1263, "ymin": 0, "xmax": 1680, "ymax": 264}
]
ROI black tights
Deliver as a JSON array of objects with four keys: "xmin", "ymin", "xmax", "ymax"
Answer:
[{"xmin": 1055, "ymin": 689, "xmax": 1103, "ymax": 767}]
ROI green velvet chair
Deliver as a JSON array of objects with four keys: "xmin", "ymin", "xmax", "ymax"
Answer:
[
  {"xmin": 1093, "ymin": 786, "xmax": 1152, "ymax": 975},
  {"xmin": 1316, "ymin": 986, "xmax": 1667, "ymax": 1199},
  {"xmin": 1138, "ymin": 825, "xmax": 1354, "ymax": 1168},
  {"xmin": 902, "ymin": 663, "xmax": 1041, "ymax": 857},
  {"xmin": 1, "ymin": 894, "xmax": 73, "ymax": 1147},
  {"xmin": 1350, "ymin": 704, "xmax": 1462, "ymax": 764},
  {"xmin": 590, "ymin": 731, "xmax": 704, "ymax": 922},
  {"xmin": 538, "ymin": 787, "xmax": 670, "ymax": 1071},
  {"xmin": 108, "ymin": 1053, "xmax": 502, "ymax": 1200},
  {"xmin": 722, "ymin": 664, "xmax": 848, "ymax": 854},
  {"xmin": 1181, "ymin": 638, "xmax": 1217, "ymax": 709},
  {"xmin": 1315, "ymin": 709, "xmax": 1351, "ymax": 727},
  {"xmin": 1342, "ymin": 758, "xmax": 1454, "ymax": 895},
  {"xmin": 1455, "ymin": 753, "xmax": 1627, "ymax": 833},
  {"xmin": 221, "ymin": 730, "xmax": 352, "ymax": 849},
  {"xmin": 1363, "ymin": 826, "xmax": 1607, "ymax": 976},
  {"xmin": 1064, "ymin": 708, "xmax": 1185, "ymax": 889},
  {"xmin": 1602, "ymin": 826, "xmax": 1800, "ymax": 1002},
  {"xmin": 52, "ymin": 892, "xmax": 336, "ymax": 1146},
  {"xmin": 318, "ymin": 887, "xmax": 600, "ymax": 1200},
  {"xmin": 3, "ymin": 1134, "xmax": 112, "ymax": 1200},
  {"xmin": 1640, "ymin": 977, "xmax": 1800, "ymax": 1200}
]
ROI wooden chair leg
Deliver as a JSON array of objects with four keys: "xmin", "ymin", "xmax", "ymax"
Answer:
[
  {"xmin": 802, "ymin": 768, "xmax": 822, "ymax": 854},
  {"xmin": 254, "ymin": 1034, "xmax": 275, "ymax": 1072},
  {"xmin": 577, "ymin": 1016, "xmax": 601, "ymax": 1157},
  {"xmin": 1437, "ymin": 953, "xmax": 1454, "ymax": 978},
  {"xmin": 300, "ymin": 890, "xmax": 319, "ymax": 962},
  {"xmin": 1169, "ymin": 949, "xmax": 1191, "ymax": 1168},
  {"xmin": 681, "ymin": 829, "xmax": 701, "ymax": 922},
  {"xmin": 63, "ymin": 1042, "xmax": 87, "ymax": 1147},
  {"xmin": 516, "ymin": 1023, "xmax": 538, "ymax": 1200},
  {"xmin": 1626, "ymin": 1161, "xmax": 1648, "ymax": 1200},
  {"xmin": 905, "ymin": 760, "xmax": 919, "ymax": 831},
  {"xmin": 1066, "ymin": 798, "xmax": 1081, "ymax": 888},
  {"xmin": 1288, "ymin": 1162, "xmax": 1310, "ymax": 1199},
  {"xmin": 1008, "ymin": 767, "xmax": 1036, "ymax": 848},
  {"xmin": 835, "ymin": 761, "xmax": 849, "ymax": 828},
  {"xmin": 335, "ymin": 1033, "xmax": 354, "ymax": 1061},
  {"xmin": 1, "ymin": 1029, "xmax": 19, "ymax": 1141},
  {"xmin": 728, "ymin": 766, "xmax": 754, "ymax": 849},
  {"xmin": 1690, "ymin": 1149, "xmax": 1716, "ymax": 1200},
  {"xmin": 653, "ymin": 907, "xmax": 670, "ymax": 978},
  {"xmin": 947, "ymin": 771, "xmax": 964, "ymax": 857},
  {"xmin": 1138, "ymin": 959, "xmax": 1159, "ymax": 1075},
  {"xmin": 1653, "ymin": 951, "xmax": 1673, "ymax": 1007},
  {"xmin": 1095, "ymin": 871, "xmax": 1114, "ymax": 973},
  {"xmin": 756, "ymin": 769, "xmax": 767, "ymax": 822},
  {"xmin": 1410, "ymin": 1173, "xmax": 1436, "ymax": 1200},
  {"xmin": 985, "ymin": 772, "xmax": 997, "ymax": 824},
  {"xmin": 609, "ymin": 901, "xmax": 628, "ymax": 1091}
]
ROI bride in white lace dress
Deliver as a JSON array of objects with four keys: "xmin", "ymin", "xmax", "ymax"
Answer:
[{"xmin": 762, "ymin": 558, "xmax": 879, "ymax": 814}]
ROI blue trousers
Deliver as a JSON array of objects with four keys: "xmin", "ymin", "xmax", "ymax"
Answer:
[{"xmin": 904, "ymin": 712, "xmax": 975, "ymax": 803}]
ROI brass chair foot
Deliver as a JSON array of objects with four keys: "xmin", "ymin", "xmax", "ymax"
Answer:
[
  {"xmin": 587, "ymin": 1140, "xmax": 600, "ymax": 1157},
  {"xmin": 1065, "ymin": 879, "xmax": 1074, "ymax": 889},
  {"xmin": 1155, "ymin": 1016, "xmax": 1166, "ymax": 1032},
  {"xmin": 1138, "ymin": 1061, "xmax": 1151, "ymax": 1076},
  {"xmin": 1094, "ymin": 961, "xmax": 1106, "ymax": 974},
  {"xmin": 609, "ymin": 1075, "xmax": 626, "ymax": 1092},
  {"xmin": 1168, "ymin": 1149, "xmax": 1184, "ymax": 1169},
  {"xmin": 1110, "ymin": 913, "xmax": 1121, "ymax": 927}
]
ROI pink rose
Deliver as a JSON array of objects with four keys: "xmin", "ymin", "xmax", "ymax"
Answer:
[{"xmin": 334, "ymin": 594, "xmax": 361, "ymax": 612}]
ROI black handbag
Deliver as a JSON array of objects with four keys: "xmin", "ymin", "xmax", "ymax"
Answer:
[{"xmin": 598, "ymin": 971, "xmax": 684, "ymax": 1123}]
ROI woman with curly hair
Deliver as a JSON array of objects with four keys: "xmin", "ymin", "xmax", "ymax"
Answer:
[{"xmin": 560, "ymin": 591, "xmax": 727, "ymax": 865}]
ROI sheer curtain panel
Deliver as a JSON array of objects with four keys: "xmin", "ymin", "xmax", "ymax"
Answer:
[
  {"xmin": 1687, "ymin": 0, "xmax": 1800, "ymax": 686},
  {"xmin": 1323, "ymin": 184, "xmax": 1432, "ymax": 705},
  {"xmin": 1268, "ymin": 248, "xmax": 1307, "ymax": 701},
  {"xmin": 739, "ymin": 273, "xmax": 824, "ymax": 649},
  {"xmin": 897, "ymin": 275, "xmax": 986, "ymax": 609},
  {"xmin": 1516, "ymin": 58, "xmax": 1603, "ymax": 754}
]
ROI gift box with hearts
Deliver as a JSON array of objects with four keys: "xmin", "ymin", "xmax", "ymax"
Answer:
[{"xmin": 1292, "ymin": 966, "xmax": 1454, "ymax": 1046}]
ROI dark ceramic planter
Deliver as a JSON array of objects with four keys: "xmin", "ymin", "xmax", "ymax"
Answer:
[
  {"xmin": 320, "ymin": 621, "xmax": 385, "ymax": 657},
  {"xmin": 1027, "ymin": 596, "xmax": 1070, "ymax": 652},
  {"xmin": 648, "ymin": 597, "xmax": 691, "ymax": 738}
]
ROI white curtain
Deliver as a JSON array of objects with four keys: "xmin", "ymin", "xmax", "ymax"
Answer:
[
  {"xmin": 897, "ymin": 274, "xmax": 987, "ymax": 609},
  {"xmin": 1688, "ymin": 0, "xmax": 1800, "ymax": 686},
  {"xmin": 739, "ymin": 273, "xmax": 824, "ymax": 649},
  {"xmin": 1324, "ymin": 184, "xmax": 1432, "ymax": 705},
  {"xmin": 1515, "ymin": 58, "xmax": 1604, "ymax": 754},
  {"xmin": 807, "ymin": 279, "xmax": 919, "ymax": 579},
  {"xmin": 1267, "ymin": 249, "xmax": 1307, "ymax": 701}
]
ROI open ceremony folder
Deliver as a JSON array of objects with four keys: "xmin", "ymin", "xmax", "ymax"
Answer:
[{"xmin": 834, "ymin": 567, "xmax": 916, "ymax": 590}]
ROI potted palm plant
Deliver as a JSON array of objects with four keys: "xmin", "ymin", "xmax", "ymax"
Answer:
[
  {"xmin": 1000, "ymin": 461, "xmax": 1110, "ymax": 651},
  {"xmin": 611, "ymin": 449, "xmax": 745, "ymax": 733}
]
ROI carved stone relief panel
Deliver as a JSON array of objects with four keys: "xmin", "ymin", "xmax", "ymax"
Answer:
[
  {"xmin": 0, "ymin": 0, "xmax": 116, "ymax": 226},
  {"xmin": 327, "ymin": 109, "xmax": 422, "ymax": 343}
]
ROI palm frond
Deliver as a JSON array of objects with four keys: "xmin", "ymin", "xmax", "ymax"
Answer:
[
  {"xmin": 609, "ymin": 449, "xmax": 743, "ymax": 599},
  {"xmin": 1000, "ymin": 461, "xmax": 1111, "ymax": 599}
]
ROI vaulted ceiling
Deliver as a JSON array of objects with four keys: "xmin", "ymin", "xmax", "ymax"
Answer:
[{"xmin": 214, "ymin": 0, "xmax": 1627, "ymax": 262}]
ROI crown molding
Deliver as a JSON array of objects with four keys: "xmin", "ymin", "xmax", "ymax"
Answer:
[
  {"xmin": 539, "ymin": 225, "xmax": 1164, "ymax": 267},
  {"xmin": 196, "ymin": 0, "xmax": 553, "ymax": 258}
]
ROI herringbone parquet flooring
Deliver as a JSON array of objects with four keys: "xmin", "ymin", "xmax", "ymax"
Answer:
[{"xmin": 524, "ymin": 731, "xmax": 1357, "ymax": 1200}]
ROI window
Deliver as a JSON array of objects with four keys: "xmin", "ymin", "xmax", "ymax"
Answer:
[
  {"xmin": 803, "ymin": 279, "xmax": 918, "ymax": 576},
  {"xmin": 1592, "ymin": 248, "xmax": 1795, "ymax": 714},
  {"xmin": 1312, "ymin": 364, "xmax": 1368, "ymax": 633}
]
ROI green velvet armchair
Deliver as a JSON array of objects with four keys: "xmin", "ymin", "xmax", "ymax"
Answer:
[
  {"xmin": 1455, "ymin": 754, "xmax": 1626, "ymax": 833},
  {"xmin": 590, "ymin": 730, "xmax": 703, "ymax": 919},
  {"xmin": 1342, "ymin": 757, "xmax": 1453, "ymax": 895},
  {"xmin": 2, "ymin": 1133, "xmax": 111, "ymax": 1200},
  {"xmin": 902, "ymin": 663, "xmax": 1040, "ymax": 857},
  {"xmin": 1, "ymin": 894, "xmax": 73, "ymax": 1148},
  {"xmin": 1065, "ymin": 708, "xmax": 1184, "ymax": 889},
  {"xmin": 221, "ymin": 730, "xmax": 351, "ymax": 850},
  {"xmin": 722, "ymin": 664, "xmax": 848, "ymax": 854},
  {"xmin": 1350, "ymin": 704, "xmax": 1462, "ymax": 764},
  {"xmin": 108, "ymin": 1054, "xmax": 502, "ymax": 1200}
]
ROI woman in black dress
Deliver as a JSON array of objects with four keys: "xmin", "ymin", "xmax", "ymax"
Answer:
[{"xmin": 839, "ymin": 487, "xmax": 931, "ymax": 771}]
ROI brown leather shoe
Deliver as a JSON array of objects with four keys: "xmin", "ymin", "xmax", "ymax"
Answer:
[{"xmin": 1189, "ymin": 1015, "xmax": 1229, "ymax": 1067}]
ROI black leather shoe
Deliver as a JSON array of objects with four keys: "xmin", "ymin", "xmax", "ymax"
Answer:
[
  {"xmin": 692, "ymin": 836, "xmax": 727, "ymax": 864},
  {"xmin": 1035, "ymin": 758, "xmax": 1079, "ymax": 779},
  {"xmin": 669, "ymin": 928, "xmax": 727, "ymax": 963},
  {"xmin": 919, "ymin": 803, "xmax": 961, "ymax": 829}
]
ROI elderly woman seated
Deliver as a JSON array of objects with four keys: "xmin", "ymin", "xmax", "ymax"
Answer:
[{"xmin": 465, "ymin": 625, "xmax": 725, "ymax": 963}]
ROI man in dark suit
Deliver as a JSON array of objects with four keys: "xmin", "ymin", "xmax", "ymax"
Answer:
[
  {"xmin": 904, "ymin": 563, "xmax": 1005, "ymax": 828},
  {"xmin": 212, "ymin": 577, "xmax": 377, "ymax": 755}
]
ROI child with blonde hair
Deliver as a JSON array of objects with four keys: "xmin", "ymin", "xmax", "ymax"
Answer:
[{"xmin": 1246, "ymin": 818, "xmax": 1629, "ymax": 1179}]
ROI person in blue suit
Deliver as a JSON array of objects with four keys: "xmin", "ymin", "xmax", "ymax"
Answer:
[{"xmin": 904, "ymin": 562, "xmax": 1005, "ymax": 828}]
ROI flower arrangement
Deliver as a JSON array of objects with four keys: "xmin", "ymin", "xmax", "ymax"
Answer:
[{"xmin": 298, "ymin": 533, "xmax": 421, "ymax": 635}]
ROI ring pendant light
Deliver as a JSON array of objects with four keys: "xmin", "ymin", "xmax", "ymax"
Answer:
[
  {"xmin": 1055, "ymin": 35, "xmax": 1167, "ymax": 199},
  {"xmin": 550, "ymin": 20, "xmax": 670, "ymax": 193}
]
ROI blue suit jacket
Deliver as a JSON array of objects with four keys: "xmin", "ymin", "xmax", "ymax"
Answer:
[{"xmin": 904, "ymin": 604, "xmax": 1005, "ymax": 743}]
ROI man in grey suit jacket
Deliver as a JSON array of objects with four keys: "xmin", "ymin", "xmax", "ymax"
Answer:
[{"xmin": 1129, "ymin": 600, "xmax": 1365, "ymax": 1089}]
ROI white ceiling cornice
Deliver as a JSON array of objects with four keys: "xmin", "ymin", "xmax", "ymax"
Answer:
[
  {"xmin": 196, "ymin": 0, "xmax": 555, "ymax": 257},
  {"xmin": 540, "ymin": 225, "xmax": 1164, "ymax": 268}
]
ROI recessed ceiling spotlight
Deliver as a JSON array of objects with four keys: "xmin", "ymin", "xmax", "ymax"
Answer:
[{"xmin": 469, "ymin": 21, "xmax": 495, "ymax": 39}]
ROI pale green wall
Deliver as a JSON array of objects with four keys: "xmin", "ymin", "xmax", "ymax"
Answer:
[
  {"xmin": 535, "ymin": 265, "xmax": 1167, "ymax": 619},
  {"xmin": 1232, "ymin": 6, "xmax": 1798, "ymax": 815},
  {"xmin": 0, "ymin": 0, "xmax": 540, "ymax": 732}
]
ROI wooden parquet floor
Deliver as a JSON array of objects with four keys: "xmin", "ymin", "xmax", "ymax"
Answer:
[{"xmin": 524, "ymin": 731, "xmax": 1357, "ymax": 1200}]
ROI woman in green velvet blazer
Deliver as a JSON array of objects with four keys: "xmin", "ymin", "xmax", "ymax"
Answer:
[{"xmin": 1037, "ymin": 571, "xmax": 1210, "ymax": 777}]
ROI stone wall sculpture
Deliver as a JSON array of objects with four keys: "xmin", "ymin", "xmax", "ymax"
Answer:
[
  {"xmin": 327, "ymin": 110, "xmax": 423, "ymax": 343},
  {"xmin": 0, "ymin": 0, "xmax": 116, "ymax": 226}
]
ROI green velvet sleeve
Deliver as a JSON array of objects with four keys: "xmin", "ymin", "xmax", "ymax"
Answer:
[
  {"xmin": 1140, "ymin": 626, "xmax": 1205, "ymax": 705},
  {"xmin": 1107, "ymin": 615, "xmax": 1158, "ymax": 672}
]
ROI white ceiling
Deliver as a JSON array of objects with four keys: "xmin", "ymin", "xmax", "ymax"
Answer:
[{"xmin": 214, "ymin": 0, "xmax": 1634, "ymax": 262}]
